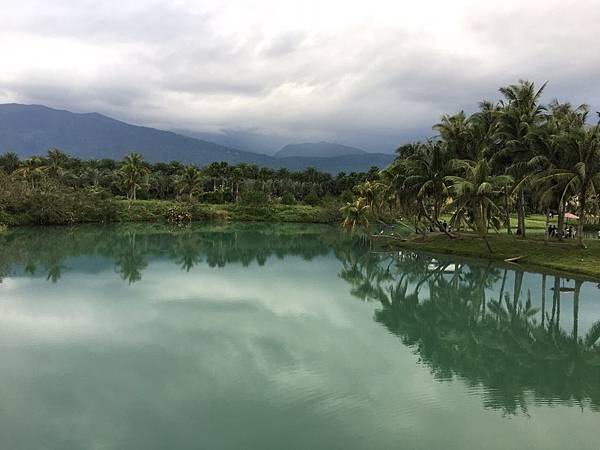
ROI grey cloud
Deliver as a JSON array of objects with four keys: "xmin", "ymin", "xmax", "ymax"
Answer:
[{"xmin": 1, "ymin": 0, "xmax": 599, "ymax": 153}]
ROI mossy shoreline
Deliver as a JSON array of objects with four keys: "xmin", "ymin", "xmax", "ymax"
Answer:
[{"xmin": 376, "ymin": 232, "xmax": 600, "ymax": 280}]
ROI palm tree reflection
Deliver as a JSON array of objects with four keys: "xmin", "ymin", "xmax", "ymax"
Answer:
[{"xmin": 336, "ymin": 247, "xmax": 600, "ymax": 415}]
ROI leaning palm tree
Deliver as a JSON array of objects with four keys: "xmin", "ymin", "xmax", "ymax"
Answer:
[
  {"xmin": 118, "ymin": 153, "xmax": 149, "ymax": 202},
  {"xmin": 537, "ymin": 124, "xmax": 600, "ymax": 248},
  {"xmin": 447, "ymin": 158, "xmax": 513, "ymax": 253},
  {"xmin": 340, "ymin": 197, "xmax": 371, "ymax": 232},
  {"xmin": 176, "ymin": 165, "xmax": 204, "ymax": 201}
]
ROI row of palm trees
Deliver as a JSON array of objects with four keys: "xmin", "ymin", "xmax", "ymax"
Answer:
[
  {"xmin": 342, "ymin": 80, "xmax": 600, "ymax": 249},
  {"xmin": 0, "ymin": 149, "xmax": 379, "ymax": 206}
]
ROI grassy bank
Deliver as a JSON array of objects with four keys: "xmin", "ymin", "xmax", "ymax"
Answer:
[
  {"xmin": 115, "ymin": 200, "xmax": 339, "ymax": 224},
  {"xmin": 378, "ymin": 232, "xmax": 600, "ymax": 279},
  {"xmin": 0, "ymin": 198, "xmax": 340, "ymax": 227}
]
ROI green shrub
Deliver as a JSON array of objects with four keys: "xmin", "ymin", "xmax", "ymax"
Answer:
[
  {"xmin": 303, "ymin": 190, "xmax": 320, "ymax": 206},
  {"xmin": 340, "ymin": 190, "xmax": 354, "ymax": 203},
  {"xmin": 202, "ymin": 191, "xmax": 233, "ymax": 204},
  {"xmin": 281, "ymin": 191, "xmax": 296, "ymax": 205},
  {"xmin": 240, "ymin": 190, "xmax": 269, "ymax": 206}
]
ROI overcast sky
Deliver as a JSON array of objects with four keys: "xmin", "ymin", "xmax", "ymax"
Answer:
[{"xmin": 1, "ymin": 0, "xmax": 599, "ymax": 152}]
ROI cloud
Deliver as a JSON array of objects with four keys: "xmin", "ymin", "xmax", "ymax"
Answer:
[{"xmin": 1, "ymin": 0, "xmax": 599, "ymax": 152}]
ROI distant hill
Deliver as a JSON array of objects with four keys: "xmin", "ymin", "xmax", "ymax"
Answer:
[
  {"xmin": 275, "ymin": 142, "xmax": 366, "ymax": 158},
  {"xmin": 0, "ymin": 104, "xmax": 394, "ymax": 173}
]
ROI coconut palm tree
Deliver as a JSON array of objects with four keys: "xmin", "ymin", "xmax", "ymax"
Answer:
[
  {"xmin": 403, "ymin": 141, "xmax": 453, "ymax": 233},
  {"xmin": 14, "ymin": 156, "xmax": 47, "ymax": 190},
  {"xmin": 46, "ymin": 148, "xmax": 70, "ymax": 180},
  {"xmin": 176, "ymin": 165, "xmax": 204, "ymax": 201},
  {"xmin": 447, "ymin": 158, "xmax": 513, "ymax": 252},
  {"xmin": 537, "ymin": 124, "xmax": 600, "ymax": 248},
  {"xmin": 495, "ymin": 80, "xmax": 547, "ymax": 238},
  {"xmin": 340, "ymin": 197, "xmax": 370, "ymax": 232},
  {"xmin": 118, "ymin": 153, "xmax": 149, "ymax": 202},
  {"xmin": 434, "ymin": 111, "xmax": 476, "ymax": 160}
]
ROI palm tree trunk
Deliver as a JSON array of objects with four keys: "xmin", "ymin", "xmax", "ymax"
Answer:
[
  {"xmin": 541, "ymin": 274, "xmax": 546, "ymax": 327},
  {"xmin": 498, "ymin": 269, "xmax": 507, "ymax": 323},
  {"xmin": 573, "ymin": 280, "xmax": 581, "ymax": 340},
  {"xmin": 504, "ymin": 186, "xmax": 512, "ymax": 234},
  {"xmin": 577, "ymin": 185, "xmax": 587, "ymax": 248},
  {"xmin": 479, "ymin": 203, "xmax": 493, "ymax": 253},
  {"xmin": 544, "ymin": 209, "xmax": 550, "ymax": 241},
  {"xmin": 513, "ymin": 270, "xmax": 523, "ymax": 309},
  {"xmin": 551, "ymin": 276, "xmax": 559, "ymax": 327},
  {"xmin": 517, "ymin": 190, "xmax": 526, "ymax": 238},
  {"xmin": 557, "ymin": 200, "xmax": 566, "ymax": 239}
]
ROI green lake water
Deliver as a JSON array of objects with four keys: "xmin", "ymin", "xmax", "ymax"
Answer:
[{"xmin": 0, "ymin": 223, "xmax": 599, "ymax": 450}]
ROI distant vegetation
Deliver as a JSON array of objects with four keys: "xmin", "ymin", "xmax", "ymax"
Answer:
[
  {"xmin": 342, "ymin": 79, "xmax": 600, "ymax": 250},
  {"xmin": 0, "ymin": 148, "xmax": 378, "ymax": 226}
]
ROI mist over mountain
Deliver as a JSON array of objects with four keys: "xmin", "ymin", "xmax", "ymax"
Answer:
[
  {"xmin": 174, "ymin": 129, "xmax": 289, "ymax": 155},
  {"xmin": 0, "ymin": 104, "xmax": 394, "ymax": 173},
  {"xmin": 275, "ymin": 142, "xmax": 366, "ymax": 158}
]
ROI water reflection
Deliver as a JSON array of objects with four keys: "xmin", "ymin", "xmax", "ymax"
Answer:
[
  {"xmin": 337, "ymin": 247, "xmax": 600, "ymax": 415},
  {"xmin": 0, "ymin": 223, "xmax": 333, "ymax": 284},
  {"xmin": 1, "ymin": 223, "xmax": 599, "ymax": 418}
]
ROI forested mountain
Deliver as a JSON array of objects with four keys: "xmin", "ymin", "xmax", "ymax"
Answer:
[{"xmin": 0, "ymin": 104, "xmax": 393, "ymax": 173}]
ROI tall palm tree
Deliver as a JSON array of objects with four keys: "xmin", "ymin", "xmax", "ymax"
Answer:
[
  {"xmin": 119, "ymin": 153, "xmax": 149, "ymax": 202},
  {"xmin": 340, "ymin": 197, "xmax": 370, "ymax": 232},
  {"xmin": 535, "ymin": 101, "xmax": 589, "ymax": 239},
  {"xmin": 447, "ymin": 158, "xmax": 513, "ymax": 252},
  {"xmin": 434, "ymin": 111, "xmax": 475, "ymax": 160},
  {"xmin": 46, "ymin": 148, "xmax": 69, "ymax": 180},
  {"xmin": 404, "ymin": 141, "xmax": 453, "ymax": 232},
  {"xmin": 14, "ymin": 156, "xmax": 46, "ymax": 190},
  {"xmin": 495, "ymin": 80, "xmax": 547, "ymax": 238},
  {"xmin": 176, "ymin": 165, "xmax": 204, "ymax": 201}
]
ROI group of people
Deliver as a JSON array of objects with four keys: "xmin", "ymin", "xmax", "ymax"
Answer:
[{"xmin": 547, "ymin": 224, "xmax": 576, "ymax": 239}]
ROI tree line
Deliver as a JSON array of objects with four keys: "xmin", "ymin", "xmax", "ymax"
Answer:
[
  {"xmin": 0, "ymin": 148, "xmax": 379, "ymax": 224},
  {"xmin": 342, "ymin": 80, "xmax": 600, "ymax": 249}
]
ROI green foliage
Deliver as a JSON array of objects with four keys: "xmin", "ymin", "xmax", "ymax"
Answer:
[
  {"xmin": 303, "ymin": 190, "xmax": 320, "ymax": 206},
  {"xmin": 281, "ymin": 191, "xmax": 296, "ymax": 205},
  {"xmin": 340, "ymin": 190, "xmax": 354, "ymax": 203},
  {"xmin": 202, "ymin": 191, "xmax": 232, "ymax": 204},
  {"xmin": 0, "ymin": 147, "xmax": 374, "ymax": 226},
  {"xmin": 240, "ymin": 190, "xmax": 269, "ymax": 206}
]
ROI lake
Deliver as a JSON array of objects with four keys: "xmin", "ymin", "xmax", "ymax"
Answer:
[{"xmin": 0, "ymin": 223, "xmax": 599, "ymax": 450}]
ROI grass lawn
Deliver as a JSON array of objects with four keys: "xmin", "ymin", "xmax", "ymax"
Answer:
[
  {"xmin": 440, "ymin": 213, "xmax": 583, "ymax": 233},
  {"xmin": 380, "ymin": 232, "xmax": 600, "ymax": 279}
]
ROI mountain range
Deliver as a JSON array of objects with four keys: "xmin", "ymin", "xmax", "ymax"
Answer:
[{"xmin": 0, "ymin": 104, "xmax": 395, "ymax": 173}]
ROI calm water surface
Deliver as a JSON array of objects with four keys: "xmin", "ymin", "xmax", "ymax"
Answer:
[{"xmin": 0, "ymin": 223, "xmax": 599, "ymax": 450}]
